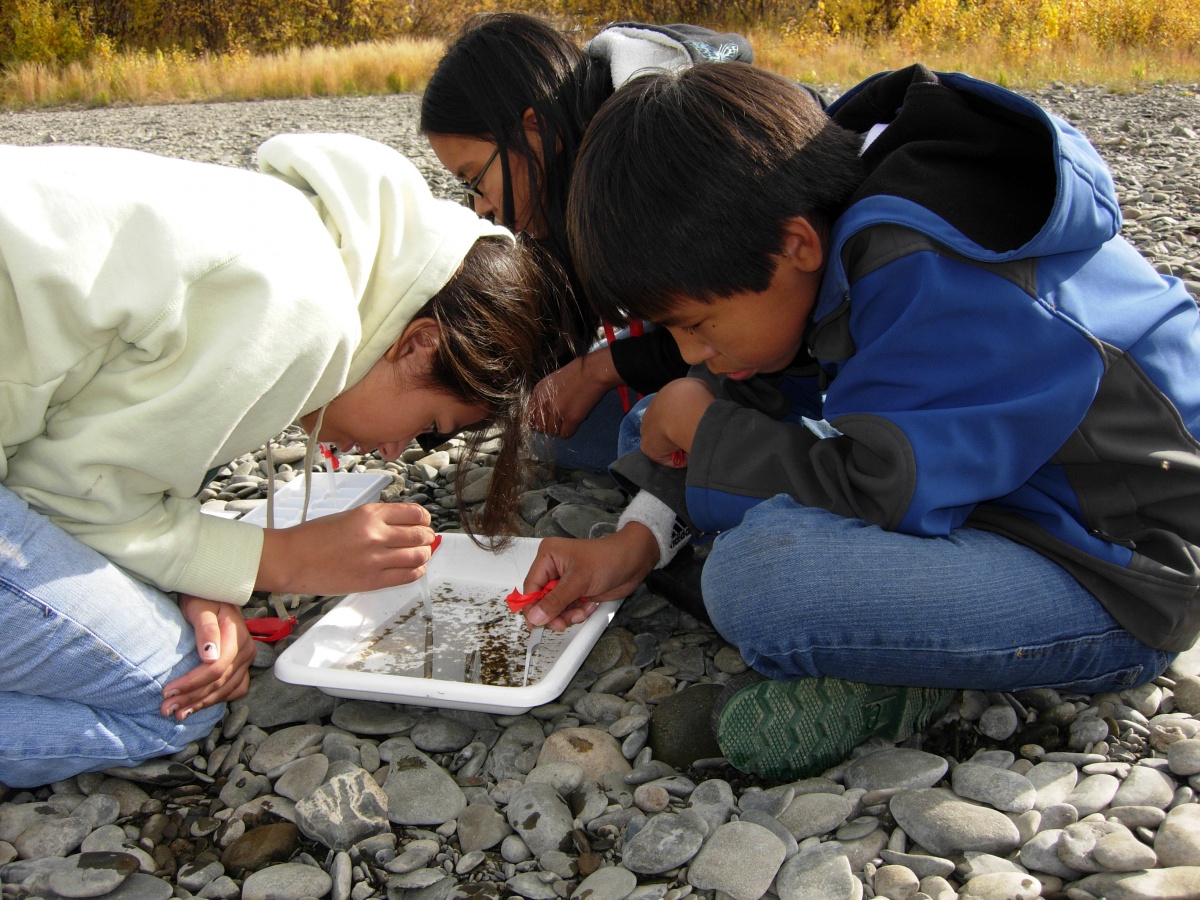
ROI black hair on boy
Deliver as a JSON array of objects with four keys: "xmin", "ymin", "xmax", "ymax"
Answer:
[{"xmin": 568, "ymin": 63, "xmax": 865, "ymax": 323}]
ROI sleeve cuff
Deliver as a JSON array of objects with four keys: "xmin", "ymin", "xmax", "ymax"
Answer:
[
  {"xmin": 618, "ymin": 490, "xmax": 691, "ymax": 569},
  {"xmin": 177, "ymin": 515, "xmax": 263, "ymax": 604}
]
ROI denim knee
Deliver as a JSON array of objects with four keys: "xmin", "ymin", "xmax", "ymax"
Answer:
[
  {"xmin": 618, "ymin": 394, "xmax": 654, "ymax": 457},
  {"xmin": 126, "ymin": 699, "xmax": 226, "ymax": 767},
  {"xmin": 701, "ymin": 526, "xmax": 791, "ymax": 665},
  {"xmin": 169, "ymin": 701, "xmax": 226, "ymax": 752}
]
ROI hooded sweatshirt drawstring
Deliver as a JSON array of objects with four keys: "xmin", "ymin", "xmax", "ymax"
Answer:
[{"xmin": 247, "ymin": 405, "xmax": 330, "ymax": 641}]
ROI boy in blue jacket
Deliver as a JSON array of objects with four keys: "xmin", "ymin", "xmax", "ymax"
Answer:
[{"xmin": 519, "ymin": 63, "xmax": 1200, "ymax": 780}]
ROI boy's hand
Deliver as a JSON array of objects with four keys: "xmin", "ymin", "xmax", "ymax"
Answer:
[
  {"xmin": 531, "ymin": 347, "xmax": 623, "ymax": 438},
  {"xmin": 523, "ymin": 525, "xmax": 660, "ymax": 631},
  {"xmin": 257, "ymin": 502, "xmax": 436, "ymax": 595},
  {"xmin": 641, "ymin": 378, "xmax": 716, "ymax": 466},
  {"xmin": 163, "ymin": 595, "xmax": 256, "ymax": 720}
]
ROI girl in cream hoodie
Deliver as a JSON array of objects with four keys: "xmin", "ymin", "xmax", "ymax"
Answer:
[{"xmin": 0, "ymin": 132, "xmax": 545, "ymax": 787}]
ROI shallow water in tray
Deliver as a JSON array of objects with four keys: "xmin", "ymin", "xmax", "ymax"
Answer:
[{"xmin": 332, "ymin": 581, "xmax": 569, "ymax": 687}]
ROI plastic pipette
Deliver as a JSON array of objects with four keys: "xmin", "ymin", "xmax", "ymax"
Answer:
[
  {"xmin": 317, "ymin": 442, "xmax": 340, "ymax": 495},
  {"xmin": 418, "ymin": 534, "xmax": 443, "ymax": 621}
]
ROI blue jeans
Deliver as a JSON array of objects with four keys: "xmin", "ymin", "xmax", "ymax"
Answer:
[
  {"xmin": 0, "ymin": 484, "xmax": 225, "ymax": 787},
  {"xmin": 617, "ymin": 393, "xmax": 655, "ymax": 459},
  {"xmin": 702, "ymin": 495, "xmax": 1172, "ymax": 693},
  {"xmin": 535, "ymin": 387, "xmax": 631, "ymax": 474},
  {"xmin": 618, "ymin": 397, "xmax": 1170, "ymax": 693}
]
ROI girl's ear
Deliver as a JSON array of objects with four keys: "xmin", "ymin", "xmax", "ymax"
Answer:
[
  {"xmin": 387, "ymin": 317, "xmax": 440, "ymax": 368},
  {"xmin": 522, "ymin": 106, "xmax": 562, "ymax": 156}
]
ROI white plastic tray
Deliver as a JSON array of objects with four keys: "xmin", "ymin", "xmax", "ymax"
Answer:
[
  {"xmin": 274, "ymin": 534, "xmax": 622, "ymax": 714},
  {"xmin": 240, "ymin": 471, "xmax": 392, "ymax": 528}
]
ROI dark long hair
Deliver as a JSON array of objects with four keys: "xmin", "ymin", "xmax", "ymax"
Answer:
[
  {"xmin": 414, "ymin": 235, "xmax": 556, "ymax": 542},
  {"xmin": 420, "ymin": 12, "xmax": 609, "ymax": 363}
]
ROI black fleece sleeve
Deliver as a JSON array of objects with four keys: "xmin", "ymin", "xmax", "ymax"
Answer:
[
  {"xmin": 608, "ymin": 330, "xmax": 689, "ymax": 395},
  {"xmin": 608, "ymin": 366, "xmax": 823, "ymax": 533},
  {"xmin": 685, "ymin": 401, "xmax": 918, "ymax": 533},
  {"xmin": 609, "ymin": 450, "xmax": 696, "ymax": 531}
]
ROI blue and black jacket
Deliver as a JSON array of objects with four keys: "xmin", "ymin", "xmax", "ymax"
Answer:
[{"xmin": 612, "ymin": 65, "xmax": 1200, "ymax": 652}]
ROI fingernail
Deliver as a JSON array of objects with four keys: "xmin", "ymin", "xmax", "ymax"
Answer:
[
  {"xmin": 527, "ymin": 608, "xmax": 547, "ymax": 626},
  {"xmin": 165, "ymin": 704, "xmax": 178, "ymax": 717},
  {"xmin": 181, "ymin": 708, "xmax": 193, "ymax": 720},
  {"xmin": 201, "ymin": 642, "xmax": 219, "ymax": 661},
  {"xmin": 164, "ymin": 688, "xmax": 179, "ymax": 699}
]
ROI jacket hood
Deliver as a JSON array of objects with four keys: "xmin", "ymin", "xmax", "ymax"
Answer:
[
  {"xmin": 257, "ymin": 133, "xmax": 512, "ymax": 389},
  {"xmin": 585, "ymin": 22, "xmax": 753, "ymax": 91},
  {"xmin": 826, "ymin": 64, "xmax": 1123, "ymax": 261}
]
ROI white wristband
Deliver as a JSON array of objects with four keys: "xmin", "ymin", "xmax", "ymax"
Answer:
[{"xmin": 617, "ymin": 491, "xmax": 691, "ymax": 570}]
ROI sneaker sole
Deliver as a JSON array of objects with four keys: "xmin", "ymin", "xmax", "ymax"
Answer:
[{"xmin": 715, "ymin": 677, "xmax": 956, "ymax": 781}]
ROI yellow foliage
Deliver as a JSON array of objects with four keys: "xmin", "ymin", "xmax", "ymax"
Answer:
[
  {"xmin": 0, "ymin": 0, "xmax": 1197, "ymax": 106},
  {"xmin": 2, "ymin": 0, "xmax": 89, "ymax": 63},
  {"xmin": 893, "ymin": 0, "xmax": 1200, "ymax": 57}
]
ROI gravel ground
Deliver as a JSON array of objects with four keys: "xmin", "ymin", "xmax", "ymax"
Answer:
[
  {"xmin": 2, "ymin": 84, "xmax": 1200, "ymax": 900},
  {"xmin": 0, "ymin": 83, "xmax": 1197, "ymax": 293}
]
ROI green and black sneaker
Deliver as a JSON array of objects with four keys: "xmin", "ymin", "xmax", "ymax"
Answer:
[{"xmin": 712, "ymin": 673, "xmax": 958, "ymax": 781}]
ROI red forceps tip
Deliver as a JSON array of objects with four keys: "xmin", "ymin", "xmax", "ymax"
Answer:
[
  {"xmin": 246, "ymin": 615, "xmax": 297, "ymax": 643},
  {"xmin": 318, "ymin": 443, "xmax": 341, "ymax": 470},
  {"xmin": 505, "ymin": 579, "xmax": 559, "ymax": 612},
  {"xmin": 670, "ymin": 449, "xmax": 686, "ymax": 467},
  {"xmin": 430, "ymin": 534, "xmax": 442, "ymax": 553}
]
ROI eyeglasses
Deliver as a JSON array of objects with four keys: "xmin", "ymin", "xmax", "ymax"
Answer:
[
  {"xmin": 459, "ymin": 146, "xmax": 499, "ymax": 210},
  {"xmin": 416, "ymin": 430, "xmax": 455, "ymax": 452}
]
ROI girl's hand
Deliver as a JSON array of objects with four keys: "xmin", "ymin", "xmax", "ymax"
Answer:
[
  {"xmin": 531, "ymin": 348, "xmax": 622, "ymax": 438},
  {"xmin": 163, "ymin": 595, "xmax": 255, "ymax": 720},
  {"xmin": 523, "ymin": 526, "xmax": 660, "ymax": 631},
  {"xmin": 640, "ymin": 378, "xmax": 716, "ymax": 465},
  {"xmin": 257, "ymin": 501, "xmax": 436, "ymax": 596}
]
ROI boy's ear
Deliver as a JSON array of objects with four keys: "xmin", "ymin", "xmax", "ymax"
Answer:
[
  {"xmin": 386, "ymin": 317, "xmax": 440, "ymax": 365},
  {"xmin": 780, "ymin": 216, "xmax": 826, "ymax": 274}
]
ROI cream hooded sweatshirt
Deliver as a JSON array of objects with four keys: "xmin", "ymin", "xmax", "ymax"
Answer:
[{"xmin": 0, "ymin": 133, "xmax": 510, "ymax": 604}]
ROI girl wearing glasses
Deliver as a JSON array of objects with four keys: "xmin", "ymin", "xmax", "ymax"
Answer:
[
  {"xmin": 0, "ymin": 133, "xmax": 548, "ymax": 786},
  {"xmin": 421, "ymin": 13, "xmax": 756, "ymax": 472}
]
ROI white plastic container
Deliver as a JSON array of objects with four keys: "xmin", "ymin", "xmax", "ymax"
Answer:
[
  {"xmin": 239, "ymin": 471, "xmax": 393, "ymax": 528},
  {"xmin": 274, "ymin": 534, "xmax": 623, "ymax": 714}
]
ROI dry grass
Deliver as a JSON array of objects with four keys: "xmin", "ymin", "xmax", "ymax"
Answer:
[
  {"xmin": 0, "ymin": 36, "xmax": 444, "ymax": 107},
  {"xmin": 1, "ymin": 25, "xmax": 1196, "ymax": 109},
  {"xmin": 753, "ymin": 32, "xmax": 1200, "ymax": 91},
  {"xmin": 751, "ymin": 0, "xmax": 1199, "ymax": 90}
]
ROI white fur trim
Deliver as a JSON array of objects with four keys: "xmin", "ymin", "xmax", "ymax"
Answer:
[{"xmin": 585, "ymin": 27, "xmax": 692, "ymax": 91}]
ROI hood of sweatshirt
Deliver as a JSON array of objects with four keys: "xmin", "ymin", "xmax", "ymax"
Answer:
[
  {"xmin": 825, "ymin": 64, "xmax": 1123, "ymax": 263},
  {"xmin": 257, "ymin": 133, "xmax": 512, "ymax": 391}
]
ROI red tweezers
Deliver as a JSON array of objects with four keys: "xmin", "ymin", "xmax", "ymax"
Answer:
[
  {"xmin": 505, "ymin": 579, "xmax": 559, "ymax": 612},
  {"xmin": 246, "ymin": 615, "xmax": 297, "ymax": 643}
]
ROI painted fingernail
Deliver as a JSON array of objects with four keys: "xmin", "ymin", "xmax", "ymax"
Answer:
[
  {"xmin": 164, "ymin": 688, "xmax": 179, "ymax": 699},
  {"xmin": 181, "ymin": 708, "xmax": 193, "ymax": 720},
  {"xmin": 165, "ymin": 704, "xmax": 178, "ymax": 717},
  {"xmin": 201, "ymin": 643, "xmax": 219, "ymax": 661}
]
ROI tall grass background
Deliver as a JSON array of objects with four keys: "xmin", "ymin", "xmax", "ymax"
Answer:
[{"xmin": 1, "ymin": 0, "xmax": 1197, "ymax": 108}]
